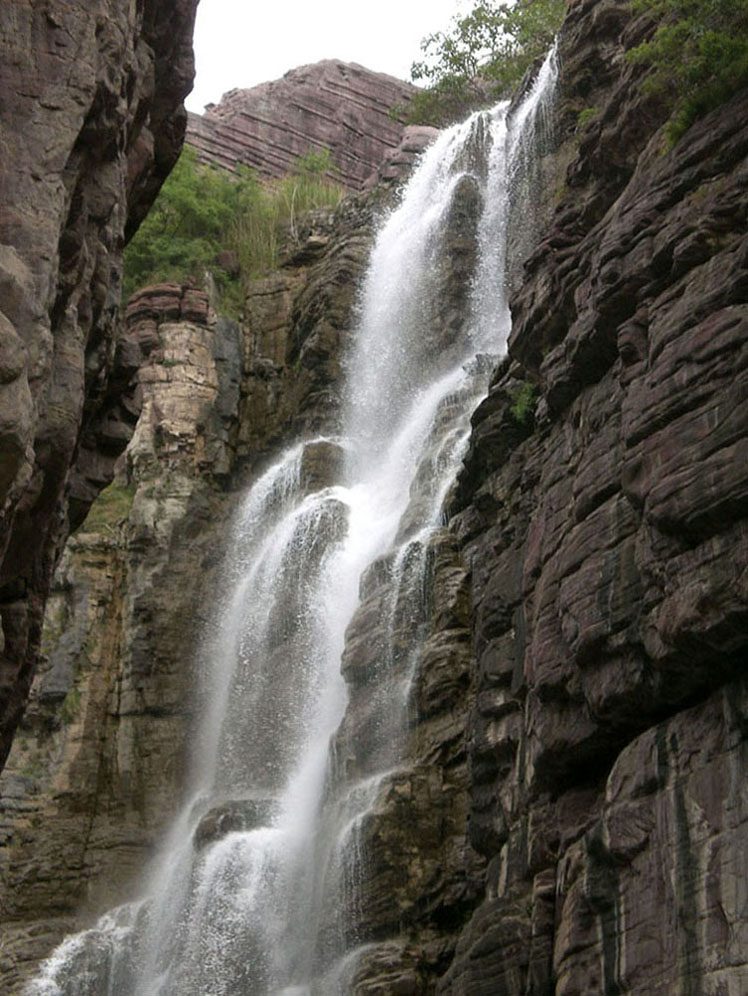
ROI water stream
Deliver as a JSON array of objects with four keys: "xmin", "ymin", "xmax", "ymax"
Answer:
[{"xmin": 27, "ymin": 47, "xmax": 558, "ymax": 996}]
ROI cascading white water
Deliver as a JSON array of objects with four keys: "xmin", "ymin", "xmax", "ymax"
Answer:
[{"xmin": 27, "ymin": 46, "xmax": 557, "ymax": 996}]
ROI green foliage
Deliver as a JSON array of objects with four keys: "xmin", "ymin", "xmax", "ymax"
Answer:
[
  {"xmin": 509, "ymin": 381, "xmax": 537, "ymax": 424},
  {"xmin": 123, "ymin": 147, "xmax": 255, "ymax": 300},
  {"xmin": 123, "ymin": 145, "xmax": 344, "ymax": 314},
  {"xmin": 60, "ymin": 686, "xmax": 82, "ymax": 725},
  {"xmin": 78, "ymin": 481, "xmax": 136, "ymax": 534},
  {"xmin": 628, "ymin": 0, "xmax": 748, "ymax": 143},
  {"xmin": 20, "ymin": 757, "xmax": 44, "ymax": 781},
  {"xmin": 228, "ymin": 147, "xmax": 343, "ymax": 287},
  {"xmin": 409, "ymin": 0, "xmax": 566, "ymax": 126},
  {"xmin": 576, "ymin": 106, "xmax": 600, "ymax": 129}
]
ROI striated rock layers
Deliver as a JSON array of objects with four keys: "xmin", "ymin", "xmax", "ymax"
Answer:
[
  {"xmin": 0, "ymin": 0, "xmax": 199, "ymax": 774},
  {"xmin": 0, "ymin": 205, "xmax": 378, "ymax": 992},
  {"xmin": 442, "ymin": 0, "xmax": 748, "ymax": 992},
  {"xmin": 2, "ymin": 0, "xmax": 748, "ymax": 992},
  {"xmin": 186, "ymin": 59, "xmax": 418, "ymax": 189}
]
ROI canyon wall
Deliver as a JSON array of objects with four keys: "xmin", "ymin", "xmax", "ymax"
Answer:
[
  {"xmin": 186, "ymin": 60, "xmax": 418, "ymax": 190},
  {"xmin": 0, "ymin": 0, "xmax": 199, "ymax": 775},
  {"xmin": 0, "ymin": 199, "xmax": 380, "ymax": 992},
  {"xmin": 2, "ymin": 0, "xmax": 747, "ymax": 993},
  {"xmin": 441, "ymin": 0, "xmax": 748, "ymax": 991}
]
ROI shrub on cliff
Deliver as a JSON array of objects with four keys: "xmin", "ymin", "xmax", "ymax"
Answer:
[
  {"xmin": 123, "ymin": 146, "xmax": 255, "ymax": 301},
  {"xmin": 628, "ymin": 0, "xmax": 748, "ymax": 142},
  {"xmin": 123, "ymin": 146, "xmax": 343, "ymax": 314},
  {"xmin": 407, "ymin": 0, "xmax": 565, "ymax": 126}
]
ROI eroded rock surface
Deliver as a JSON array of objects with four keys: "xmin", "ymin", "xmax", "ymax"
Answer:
[
  {"xmin": 0, "ymin": 0, "xmax": 199, "ymax": 773},
  {"xmin": 186, "ymin": 60, "xmax": 418, "ymax": 189},
  {"xmin": 442, "ymin": 0, "xmax": 748, "ymax": 991},
  {"xmin": 0, "ymin": 285, "xmax": 241, "ymax": 992},
  {"xmin": 0, "ymin": 197, "xmax": 377, "ymax": 991}
]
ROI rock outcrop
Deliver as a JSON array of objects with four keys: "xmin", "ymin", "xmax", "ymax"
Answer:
[
  {"xmin": 0, "ymin": 0, "xmax": 199, "ymax": 774},
  {"xmin": 186, "ymin": 60, "xmax": 418, "ymax": 189},
  {"xmin": 0, "ymin": 284, "xmax": 241, "ymax": 990}
]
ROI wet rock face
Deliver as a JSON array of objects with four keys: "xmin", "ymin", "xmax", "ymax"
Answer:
[
  {"xmin": 0, "ymin": 287, "xmax": 243, "ymax": 994},
  {"xmin": 186, "ymin": 60, "xmax": 418, "ymax": 190},
  {"xmin": 328, "ymin": 529, "xmax": 484, "ymax": 993},
  {"xmin": 0, "ymin": 192, "xmax": 378, "ymax": 991},
  {"xmin": 445, "ymin": 0, "xmax": 748, "ymax": 991},
  {"xmin": 193, "ymin": 799, "xmax": 276, "ymax": 850},
  {"xmin": 239, "ymin": 191, "xmax": 379, "ymax": 453},
  {"xmin": 0, "ymin": 0, "xmax": 199, "ymax": 773}
]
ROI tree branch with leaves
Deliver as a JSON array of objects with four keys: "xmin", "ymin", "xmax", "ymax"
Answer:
[{"xmin": 408, "ymin": 0, "xmax": 566, "ymax": 126}]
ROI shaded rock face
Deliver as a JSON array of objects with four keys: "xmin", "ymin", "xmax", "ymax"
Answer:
[
  {"xmin": 0, "ymin": 0, "xmax": 199, "ymax": 773},
  {"xmin": 366, "ymin": 125, "xmax": 440, "ymax": 189},
  {"xmin": 330, "ymin": 529, "xmax": 486, "ymax": 992},
  {"xmin": 186, "ymin": 59, "xmax": 418, "ymax": 190},
  {"xmin": 0, "ymin": 200, "xmax": 377, "ymax": 992},
  {"xmin": 0, "ymin": 286, "xmax": 242, "ymax": 993},
  {"xmin": 442, "ymin": 0, "xmax": 748, "ymax": 991},
  {"xmin": 239, "ymin": 192, "xmax": 381, "ymax": 452}
]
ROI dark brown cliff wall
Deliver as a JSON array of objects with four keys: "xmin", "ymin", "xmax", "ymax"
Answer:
[
  {"xmin": 439, "ymin": 0, "xmax": 748, "ymax": 991},
  {"xmin": 0, "ymin": 0, "xmax": 199, "ymax": 773}
]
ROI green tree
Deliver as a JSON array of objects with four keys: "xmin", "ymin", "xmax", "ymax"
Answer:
[
  {"xmin": 123, "ymin": 146, "xmax": 261, "ymax": 299},
  {"xmin": 123, "ymin": 145, "xmax": 343, "ymax": 315},
  {"xmin": 628, "ymin": 0, "xmax": 748, "ymax": 142},
  {"xmin": 409, "ymin": 0, "xmax": 566, "ymax": 126}
]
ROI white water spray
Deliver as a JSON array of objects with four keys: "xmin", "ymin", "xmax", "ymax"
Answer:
[{"xmin": 27, "ymin": 47, "xmax": 558, "ymax": 996}]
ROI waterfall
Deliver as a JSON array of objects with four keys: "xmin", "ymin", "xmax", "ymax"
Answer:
[{"xmin": 26, "ymin": 47, "xmax": 558, "ymax": 996}]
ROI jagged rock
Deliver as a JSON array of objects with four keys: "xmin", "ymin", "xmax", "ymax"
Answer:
[
  {"xmin": 330, "ymin": 529, "xmax": 483, "ymax": 989},
  {"xmin": 299, "ymin": 440, "xmax": 346, "ymax": 492},
  {"xmin": 239, "ymin": 192, "xmax": 377, "ymax": 457},
  {"xmin": 193, "ymin": 799, "xmax": 276, "ymax": 850},
  {"xmin": 186, "ymin": 60, "xmax": 417, "ymax": 190},
  {"xmin": 0, "ymin": 289, "xmax": 243, "ymax": 993},
  {"xmin": 366, "ymin": 125, "xmax": 440, "ymax": 188},
  {"xmin": 554, "ymin": 681, "xmax": 748, "ymax": 995},
  {"xmin": 0, "ymin": 0, "xmax": 199, "ymax": 774}
]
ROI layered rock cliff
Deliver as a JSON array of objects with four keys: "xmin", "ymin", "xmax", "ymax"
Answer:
[
  {"xmin": 2, "ymin": 0, "xmax": 748, "ymax": 993},
  {"xmin": 0, "ymin": 203, "xmax": 380, "ymax": 992},
  {"xmin": 186, "ymin": 60, "xmax": 418, "ymax": 189},
  {"xmin": 441, "ymin": 0, "xmax": 748, "ymax": 991},
  {"xmin": 0, "ymin": 0, "xmax": 199, "ymax": 774}
]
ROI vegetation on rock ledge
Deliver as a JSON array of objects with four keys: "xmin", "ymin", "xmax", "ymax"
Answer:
[
  {"xmin": 78, "ymin": 480, "xmax": 136, "ymax": 535},
  {"xmin": 628, "ymin": 0, "xmax": 748, "ymax": 143},
  {"xmin": 123, "ymin": 146, "xmax": 344, "ymax": 315}
]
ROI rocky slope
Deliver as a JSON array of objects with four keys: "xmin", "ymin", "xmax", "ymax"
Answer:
[
  {"xmin": 0, "ymin": 0, "xmax": 199, "ymax": 774},
  {"xmin": 186, "ymin": 60, "xmax": 418, "ymax": 189}
]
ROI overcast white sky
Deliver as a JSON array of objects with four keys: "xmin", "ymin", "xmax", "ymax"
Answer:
[{"xmin": 186, "ymin": 0, "xmax": 464, "ymax": 113}]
